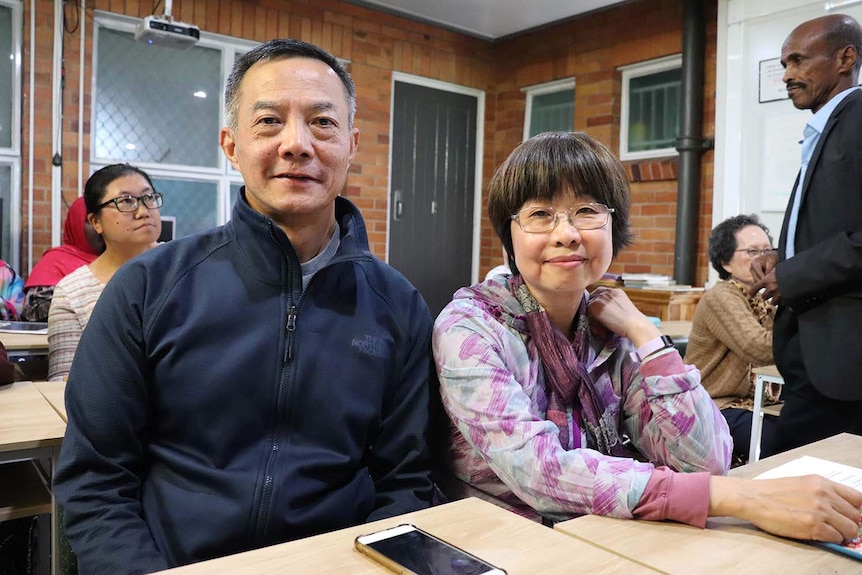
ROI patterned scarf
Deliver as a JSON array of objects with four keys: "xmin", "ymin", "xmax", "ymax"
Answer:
[
  {"xmin": 511, "ymin": 276, "xmax": 628, "ymax": 456},
  {"xmin": 729, "ymin": 278, "xmax": 780, "ymax": 405},
  {"xmin": 729, "ymin": 278, "xmax": 774, "ymax": 326}
]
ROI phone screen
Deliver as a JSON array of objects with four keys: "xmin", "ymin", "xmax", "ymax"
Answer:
[{"xmin": 359, "ymin": 525, "xmax": 502, "ymax": 575}]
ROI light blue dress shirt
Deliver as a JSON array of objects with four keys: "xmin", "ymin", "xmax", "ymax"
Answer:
[{"xmin": 785, "ymin": 87, "xmax": 860, "ymax": 259}]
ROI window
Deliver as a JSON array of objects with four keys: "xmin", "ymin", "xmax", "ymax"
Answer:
[
  {"xmin": 0, "ymin": 0, "xmax": 21, "ymax": 266},
  {"xmin": 619, "ymin": 55, "xmax": 681, "ymax": 160},
  {"xmin": 522, "ymin": 79, "xmax": 575, "ymax": 140},
  {"xmin": 92, "ymin": 12, "xmax": 253, "ymax": 236},
  {"xmin": 94, "ymin": 28, "xmax": 222, "ymax": 168}
]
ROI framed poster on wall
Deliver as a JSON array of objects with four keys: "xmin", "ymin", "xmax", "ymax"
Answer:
[{"xmin": 759, "ymin": 58, "xmax": 788, "ymax": 103}]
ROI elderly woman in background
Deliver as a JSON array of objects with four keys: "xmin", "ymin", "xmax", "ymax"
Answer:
[
  {"xmin": 22, "ymin": 196, "xmax": 105, "ymax": 322},
  {"xmin": 433, "ymin": 131, "xmax": 861, "ymax": 543},
  {"xmin": 48, "ymin": 163, "xmax": 162, "ymax": 381},
  {"xmin": 685, "ymin": 214, "xmax": 778, "ymax": 462}
]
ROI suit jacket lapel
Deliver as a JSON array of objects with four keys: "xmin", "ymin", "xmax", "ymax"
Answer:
[
  {"xmin": 799, "ymin": 116, "xmax": 836, "ymax": 201},
  {"xmin": 781, "ymin": 91, "xmax": 861, "ymax": 258}
]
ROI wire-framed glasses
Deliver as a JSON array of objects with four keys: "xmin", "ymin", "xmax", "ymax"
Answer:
[
  {"xmin": 734, "ymin": 247, "xmax": 776, "ymax": 258},
  {"xmin": 511, "ymin": 203, "xmax": 614, "ymax": 233},
  {"xmin": 97, "ymin": 191, "xmax": 164, "ymax": 213}
]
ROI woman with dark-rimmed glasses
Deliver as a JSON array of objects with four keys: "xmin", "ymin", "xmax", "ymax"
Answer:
[{"xmin": 48, "ymin": 163, "xmax": 162, "ymax": 380}]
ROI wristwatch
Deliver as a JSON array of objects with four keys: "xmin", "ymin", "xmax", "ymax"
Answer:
[{"xmin": 631, "ymin": 335, "xmax": 674, "ymax": 362}]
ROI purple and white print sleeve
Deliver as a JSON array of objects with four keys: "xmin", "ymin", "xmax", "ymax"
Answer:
[{"xmin": 433, "ymin": 290, "xmax": 731, "ymax": 522}]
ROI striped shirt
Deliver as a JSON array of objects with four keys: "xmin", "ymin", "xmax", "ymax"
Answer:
[{"xmin": 47, "ymin": 265, "xmax": 104, "ymax": 381}]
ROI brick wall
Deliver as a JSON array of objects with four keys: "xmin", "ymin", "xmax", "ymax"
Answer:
[
  {"xmin": 488, "ymin": 0, "xmax": 717, "ymax": 285},
  {"xmin": 20, "ymin": 0, "xmax": 716, "ymax": 287}
]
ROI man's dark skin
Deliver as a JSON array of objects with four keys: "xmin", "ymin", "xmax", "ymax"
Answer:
[{"xmin": 748, "ymin": 14, "xmax": 860, "ymax": 302}]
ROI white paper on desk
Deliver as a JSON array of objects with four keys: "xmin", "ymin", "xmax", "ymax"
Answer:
[
  {"xmin": 754, "ymin": 455, "xmax": 862, "ymax": 491},
  {"xmin": 756, "ymin": 456, "xmax": 862, "ymax": 561}
]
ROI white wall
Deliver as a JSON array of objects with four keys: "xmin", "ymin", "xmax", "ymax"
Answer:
[{"xmin": 713, "ymin": 0, "xmax": 862, "ymax": 281}]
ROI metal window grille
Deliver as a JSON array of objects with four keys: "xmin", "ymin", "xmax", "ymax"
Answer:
[
  {"xmin": 529, "ymin": 89, "xmax": 575, "ymax": 137},
  {"xmin": 628, "ymin": 68, "xmax": 681, "ymax": 152}
]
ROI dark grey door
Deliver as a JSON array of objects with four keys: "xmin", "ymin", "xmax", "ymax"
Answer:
[{"xmin": 389, "ymin": 81, "xmax": 478, "ymax": 318}]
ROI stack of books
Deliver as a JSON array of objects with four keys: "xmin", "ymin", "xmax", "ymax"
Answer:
[
  {"xmin": 593, "ymin": 273, "xmax": 624, "ymax": 288},
  {"xmin": 620, "ymin": 273, "xmax": 674, "ymax": 288}
]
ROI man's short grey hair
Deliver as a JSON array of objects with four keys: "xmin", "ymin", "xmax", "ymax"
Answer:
[{"xmin": 224, "ymin": 39, "xmax": 356, "ymax": 130}]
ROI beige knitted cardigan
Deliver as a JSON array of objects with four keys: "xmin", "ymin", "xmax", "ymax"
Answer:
[{"xmin": 684, "ymin": 280, "xmax": 774, "ymax": 410}]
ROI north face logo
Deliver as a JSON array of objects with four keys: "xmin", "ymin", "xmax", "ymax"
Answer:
[{"xmin": 352, "ymin": 335, "xmax": 386, "ymax": 358}]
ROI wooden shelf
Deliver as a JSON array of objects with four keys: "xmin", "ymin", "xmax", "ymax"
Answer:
[
  {"xmin": 0, "ymin": 461, "xmax": 51, "ymax": 522},
  {"xmin": 619, "ymin": 287, "xmax": 704, "ymax": 321}
]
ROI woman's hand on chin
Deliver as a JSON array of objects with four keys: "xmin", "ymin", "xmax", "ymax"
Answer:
[{"xmin": 588, "ymin": 286, "xmax": 661, "ymax": 347}]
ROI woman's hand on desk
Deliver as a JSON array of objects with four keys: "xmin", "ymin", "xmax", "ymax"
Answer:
[{"xmin": 709, "ymin": 475, "xmax": 862, "ymax": 543}]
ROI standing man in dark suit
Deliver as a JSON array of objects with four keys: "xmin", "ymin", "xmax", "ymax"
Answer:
[{"xmin": 750, "ymin": 13, "xmax": 862, "ymax": 451}]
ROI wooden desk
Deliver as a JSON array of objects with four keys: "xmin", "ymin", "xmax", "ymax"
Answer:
[
  {"xmin": 729, "ymin": 432, "xmax": 861, "ymax": 479},
  {"xmin": 2, "ymin": 331, "xmax": 50, "ymax": 381},
  {"xmin": 154, "ymin": 498, "xmax": 662, "ymax": 575},
  {"xmin": 33, "ymin": 381, "xmax": 67, "ymax": 423},
  {"xmin": 553, "ymin": 434, "xmax": 862, "ymax": 575},
  {"xmin": 0, "ymin": 381, "xmax": 66, "ymax": 456},
  {"xmin": 0, "ymin": 331, "xmax": 49, "ymax": 352},
  {"xmin": 0, "ymin": 381, "xmax": 67, "ymax": 575},
  {"xmin": 622, "ymin": 287, "xmax": 703, "ymax": 321}
]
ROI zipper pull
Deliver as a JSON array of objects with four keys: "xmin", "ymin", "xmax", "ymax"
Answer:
[
  {"xmin": 284, "ymin": 305, "xmax": 297, "ymax": 363},
  {"xmin": 287, "ymin": 306, "xmax": 297, "ymax": 332}
]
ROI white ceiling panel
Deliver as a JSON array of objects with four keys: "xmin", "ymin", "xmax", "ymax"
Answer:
[{"xmin": 347, "ymin": 0, "xmax": 631, "ymax": 40}]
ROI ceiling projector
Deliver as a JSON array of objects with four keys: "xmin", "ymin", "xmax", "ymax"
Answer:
[{"xmin": 134, "ymin": 15, "xmax": 200, "ymax": 49}]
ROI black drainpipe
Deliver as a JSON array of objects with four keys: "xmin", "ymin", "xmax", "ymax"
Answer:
[{"xmin": 674, "ymin": 0, "xmax": 714, "ymax": 285}]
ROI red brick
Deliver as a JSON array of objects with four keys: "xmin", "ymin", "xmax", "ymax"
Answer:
[{"xmin": 18, "ymin": 0, "xmax": 715, "ymax": 283}]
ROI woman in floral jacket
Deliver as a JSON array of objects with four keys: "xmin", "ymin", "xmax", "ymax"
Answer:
[{"xmin": 433, "ymin": 131, "xmax": 861, "ymax": 545}]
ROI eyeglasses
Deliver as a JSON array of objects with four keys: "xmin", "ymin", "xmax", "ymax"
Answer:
[
  {"xmin": 511, "ymin": 203, "xmax": 614, "ymax": 234},
  {"xmin": 97, "ymin": 191, "xmax": 163, "ymax": 213},
  {"xmin": 735, "ymin": 248, "xmax": 776, "ymax": 258}
]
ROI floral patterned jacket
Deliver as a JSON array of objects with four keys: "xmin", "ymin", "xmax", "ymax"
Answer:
[{"xmin": 433, "ymin": 275, "xmax": 731, "ymax": 523}]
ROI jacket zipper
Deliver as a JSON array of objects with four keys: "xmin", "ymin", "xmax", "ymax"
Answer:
[
  {"xmin": 255, "ymin": 223, "xmax": 299, "ymax": 544},
  {"xmin": 254, "ymin": 227, "xmax": 371, "ymax": 543}
]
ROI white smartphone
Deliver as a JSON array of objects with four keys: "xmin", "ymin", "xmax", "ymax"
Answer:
[{"xmin": 354, "ymin": 523, "xmax": 507, "ymax": 575}]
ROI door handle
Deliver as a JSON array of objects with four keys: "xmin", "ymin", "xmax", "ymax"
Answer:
[{"xmin": 393, "ymin": 190, "xmax": 403, "ymax": 221}]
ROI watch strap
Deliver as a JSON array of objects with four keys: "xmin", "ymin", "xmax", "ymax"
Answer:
[{"xmin": 632, "ymin": 335, "xmax": 674, "ymax": 362}]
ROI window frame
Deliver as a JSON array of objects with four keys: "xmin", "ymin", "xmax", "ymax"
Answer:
[
  {"xmin": 91, "ymin": 11, "xmax": 254, "ymax": 227},
  {"xmin": 0, "ymin": 0, "xmax": 22, "ymax": 268},
  {"xmin": 619, "ymin": 54, "xmax": 682, "ymax": 161},
  {"xmin": 522, "ymin": 78, "xmax": 575, "ymax": 141}
]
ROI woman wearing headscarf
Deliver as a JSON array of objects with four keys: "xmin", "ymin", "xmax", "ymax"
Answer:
[{"xmin": 22, "ymin": 196, "xmax": 104, "ymax": 322}]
